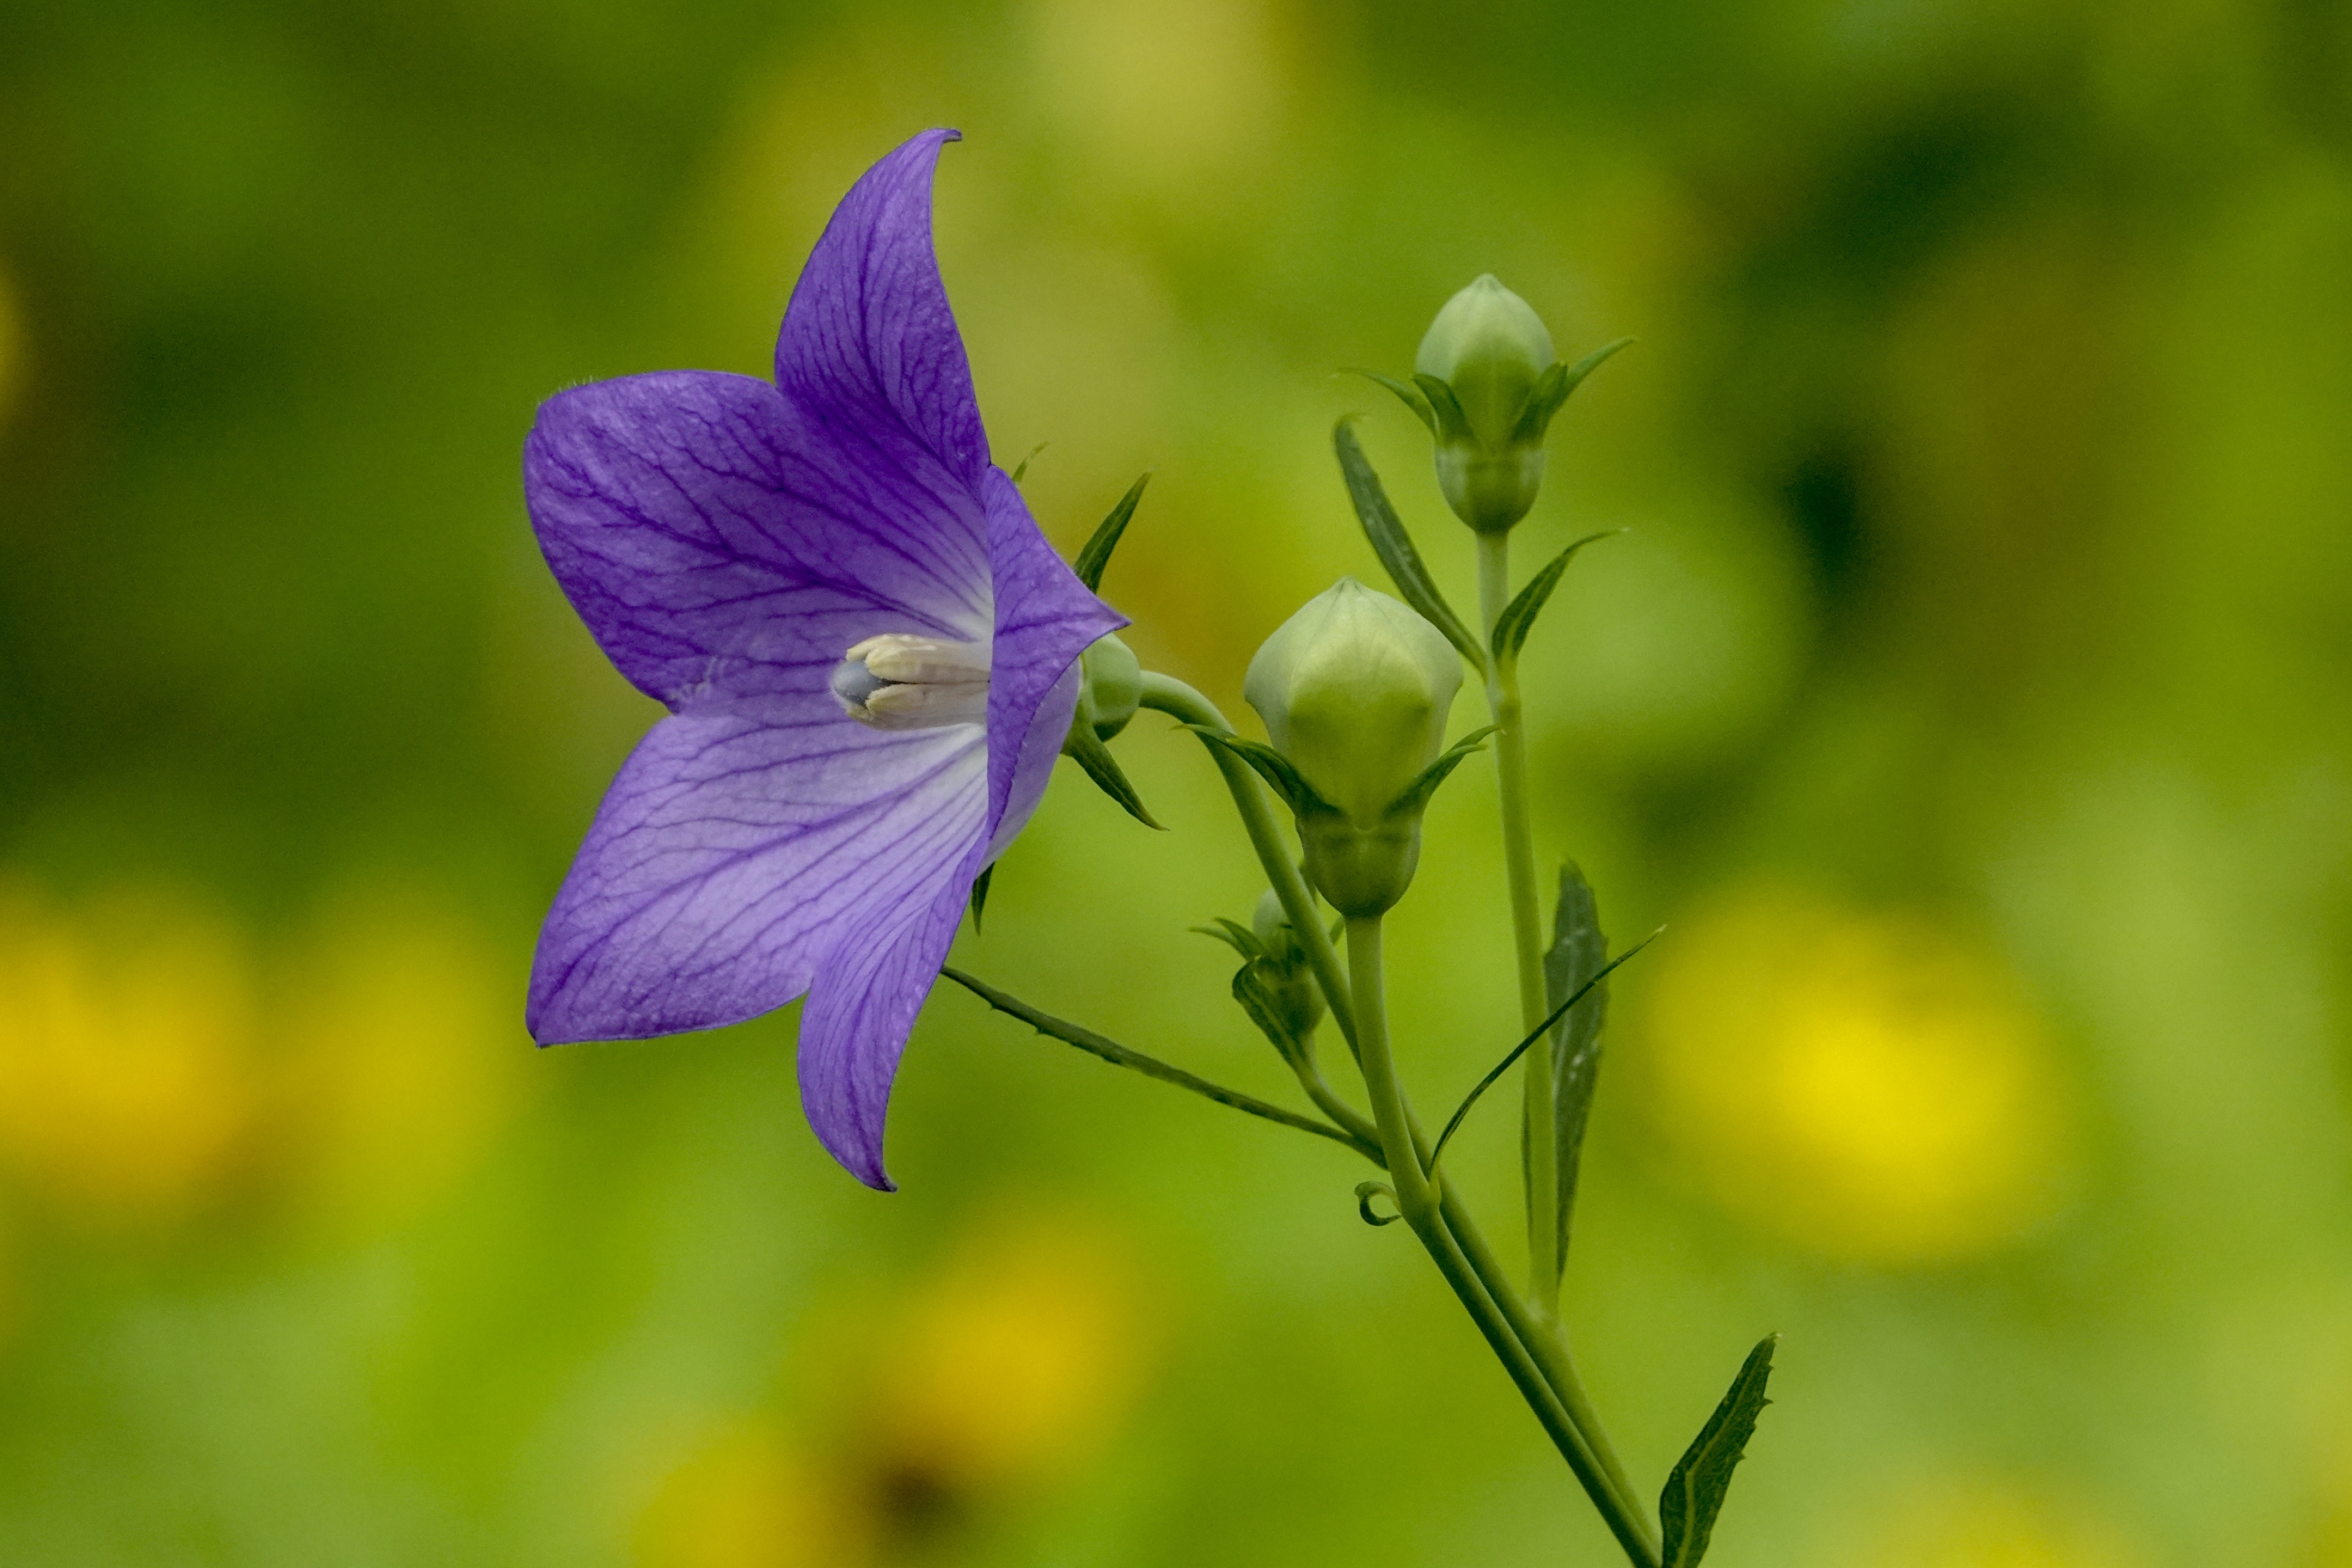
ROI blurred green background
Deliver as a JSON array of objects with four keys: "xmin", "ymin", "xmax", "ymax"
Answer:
[{"xmin": 3, "ymin": 0, "xmax": 2350, "ymax": 1563}]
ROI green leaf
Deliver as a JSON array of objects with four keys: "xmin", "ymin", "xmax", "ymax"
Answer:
[
  {"xmin": 1180, "ymin": 726, "xmax": 1329, "ymax": 816},
  {"xmin": 1008, "ymin": 442, "xmax": 1047, "ymax": 485},
  {"xmin": 1063, "ymin": 722, "xmax": 1161, "ymax": 829},
  {"xmin": 1330, "ymin": 420, "xmax": 1485, "ymax": 673},
  {"xmin": 969, "ymin": 864, "xmax": 994, "ymax": 933},
  {"xmin": 1537, "ymin": 862, "xmax": 1609, "ymax": 1285},
  {"xmin": 1428, "ymin": 931, "xmax": 1659, "ymax": 1173},
  {"xmin": 1510, "ymin": 336, "xmax": 1633, "ymax": 444},
  {"xmin": 1348, "ymin": 369, "xmax": 1436, "ymax": 436},
  {"xmin": 1489, "ymin": 530, "xmax": 1620, "ymax": 664},
  {"xmin": 1412, "ymin": 372, "xmax": 1476, "ymax": 445},
  {"xmin": 1660, "ymin": 1336, "xmax": 1779, "ymax": 1568},
  {"xmin": 1073, "ymin": 471, "xmax": 1150, "ymax": 592},
  {"xmin": 1381, "ymin": 725, "xmax": 1498, "ymax": 821}
]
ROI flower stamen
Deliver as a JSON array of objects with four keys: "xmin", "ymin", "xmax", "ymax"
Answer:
[{"xmin": 832, "ymin": 634, "xmax": 990, "ymax": 730}]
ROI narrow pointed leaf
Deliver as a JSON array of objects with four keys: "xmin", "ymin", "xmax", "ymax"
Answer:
[
  {"xmin": 1490, "ymin": 531, "xmax": 1620, "ymax": 664},
  {"xmin": 1381, "ymin": 725, "xmax": 1498, "ymax": 820},
  {"xmin": 942, "ymin": 967, "xmax": 1380, "ymax": 1159},
  {"xmin": 1008, "ymin": 441, "xmax": 1048, "ymax": 484},
  {"xmin": 1511, "ymin": 336, "xmax": 1634, "ymax": 444},
  {"xmin": 1348, "ymin": 369, "xmax": 1437, "ymax": 436},
  {"xmin": 1073, "ymin": 471, "xmax": 1150, "ymax": 591},
  {"xmin": 968, "ymin": 864, "xmax": 994, "ymax": 933},
  {"xmin": 1539, "ymin": 862, "xmax": 1610, "ymax": 1284},
  {"xmin": 1331, "ymin": 420, "xmax": 1485, "ymax": 673},
  {"xmin": 1660, "ymin": 1336, "xmax": 1779, "ymax": 1568},
  {"xmin": 1428, "ymin": 933, "xmax": 1658, "ymax": 1172},
  {"xmin": 1063, "ymin": 723, "xmax": 1161, "ymax": 829}
]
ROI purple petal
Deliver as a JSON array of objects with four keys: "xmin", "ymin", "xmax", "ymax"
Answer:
[
  {"xmin": 775, "ymin": 129, "xmax": 989, "ymax": 487},
  {"xmin": 796, "ymin": 877, "xmax": 970, "ymax": 1191},
  {"xmin": 527, "ymin": 697, "xmax": 986, "ymax": 1045},
  {"xmin": 525, "ymin": 370, "xmax": 991, "ymax": 708},
  {"xmin": 977, "ymin": 468, "xmax": 1127, "ymax": 841}
]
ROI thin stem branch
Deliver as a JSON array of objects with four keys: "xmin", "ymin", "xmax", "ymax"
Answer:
[
  {"xmin": 1478, "ymin": 531, "xmax": 1563, "ymax": 1314},
  {"xmin": 941, "ymin": 967, "xmax": 1379, "ymax": 1160}
]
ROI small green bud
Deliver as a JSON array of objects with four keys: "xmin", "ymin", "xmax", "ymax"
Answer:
[
  {"xmin": 1249, "ymin": 890, "xmax": 1326, "ymax": 1041},
  {"xmin": 1244, "ymin": 579, "xmax": 1463, "ymax": 916},
  {"xmin": 1414, "ymin": 274, "xmax": 1559, "ymax": 534},
  {"xmin": 1074, "ymin": 632, "xmax": 1142, "ymax": 741}
]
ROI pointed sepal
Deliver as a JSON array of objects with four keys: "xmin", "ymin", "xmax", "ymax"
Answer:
[
  {"xmin": 1349, "ymin": 369, "xmax": 1437, "ymax": 437},
  {"xmin": 1510, "ymin": 336, "xmax": 1633, "ymax": 444},
  {"xmin": 1073, "ymin": 471, "xmax": 1150, "ymax": 592},
  {"xmin": 1491, "ymin": 530, "xmax": 1621, "ymax": 664},
  {"xmin": 1181, "ymin": 726, "xmax": 1332, "ymax": 818},
  {"xmin": 1063, "ymin": 721, "xmax": 1161, "ymax": 829},
  {"xmin": 1382, "ymin": 725, "xmax": 1498, "ymax": 821}
]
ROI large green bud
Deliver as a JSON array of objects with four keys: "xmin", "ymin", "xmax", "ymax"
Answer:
[
  {"xmin": 1412, "ymin": 274, "xmax": 1560, "ymax": 534},
  {"xmin": 1243, "ymin": 579, "xmax": 1468, "ymax": 916}
]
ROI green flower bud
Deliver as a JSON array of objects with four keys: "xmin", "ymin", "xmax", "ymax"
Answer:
[
  {"xmin": 1414, "ymin": 274, "xmax": 1559, "ymax": 535},
  {"xmin": 1073, "ymin": 632, "xmax": 1142, "ymax": 741},
  {"xmin": 1244, "ymin": 579, "xmax": 1463, "ymax": 916},
  {"xmin": 1249, "ymin": 889, "xmax": 1326, "ymax": 1042}
]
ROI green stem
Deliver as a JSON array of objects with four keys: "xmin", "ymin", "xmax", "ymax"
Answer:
[
  {"xmin": 1139, "ymin": 671, "xmax": 1360, "ymax": 1054},
  {"xmin": 1478, "ymin": 532, "xmax": 1562, "ymax": 1314},
  {"xmin": 1347, "ymin": 916, "xmax": 1659, "ymax": 1568},
  {"xmin": 1142, "ymin": 670, "xmax": 1652, "ymax": 1561}
]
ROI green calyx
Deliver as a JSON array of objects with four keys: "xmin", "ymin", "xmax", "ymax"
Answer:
[
  {"xmin": 1061, "ymin": 633, "xmax": 1157, "ymax": 829},
  {"xmin": 1368, "ymin": 275, "xmax": 1631, "ymax": 536},
  {"xmin": 1234, "ymin": 579, "xmax": 1479, "ymax": 916}
]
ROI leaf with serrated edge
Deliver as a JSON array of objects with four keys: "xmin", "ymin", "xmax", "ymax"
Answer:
[
  {"xmin": 1491, "ymin": 531, "xmax": 1620, "ymax": 664},
  {"xmin": 1539, "ymin": 862, "xmax": 1609, "ymax": 1283},
  {"xmin": 1064, "ymin": 723, "xmax": 1161, "ymax": 829},
  {"xmin": 1330, "ymin": 420, "xmax": 1485, "ymax": 672},
  {"xmin": 1511, "ymin": 337, "xmax": 1633, "ymax": 444},
  {"xmin": 1073, "ymin": 472, "xmax": 1150, "ymax": 591},
  {"xmin": 1659, "ymin": 1336, "xmax": 1778, "ymax": 1568}
]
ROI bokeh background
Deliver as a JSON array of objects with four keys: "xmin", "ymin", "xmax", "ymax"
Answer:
[{"xmin": 3, "ymin": 0, "xmax": 2349, "ymax": 1562}]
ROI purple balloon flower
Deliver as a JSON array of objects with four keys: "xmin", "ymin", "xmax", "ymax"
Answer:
[{"xmin": 522, "ymin": 128, "xmax": 1123, "ymax": 1190}]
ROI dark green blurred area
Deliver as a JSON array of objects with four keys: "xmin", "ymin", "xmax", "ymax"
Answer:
[{"xmin": 3, "ymin": 0, "xmax": 2351, "ymax": 1563}]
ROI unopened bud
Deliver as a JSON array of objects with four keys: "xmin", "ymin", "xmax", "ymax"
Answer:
[
  {"xmin": 1244, "ymin": 579, "xmax": 1462, "ymax": 916},
  {"xmin": 1073, "ymin": 632, "xmax": 1142, "ymax": 741},
  {"xmin": 1414, "ymin": 274, "xmax": 1559, "ymax": 534}
]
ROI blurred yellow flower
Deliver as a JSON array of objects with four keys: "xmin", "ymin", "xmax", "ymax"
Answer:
[
  {"xmin": 1829, "ymin": 1473, "xmax": 2142, "ymax": 1568},
  {"xmin": 635, "ymin": 1419, "xmax": 872, "ymax": 1568},
  {"xmin": 1642, "ymin": 885, "xmax": 2072, "ymax": 1264},
  {"xmin": 868, "ymin": 1205, "xmax": 1153, "ymax": 1496},
  {"xmin": 267, "ymin": 890, "xmax": 528, "ymax": 1229},
  {"xmin": 0, "ymin": 882, "xmax": 257, "ymax": 1226}
]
